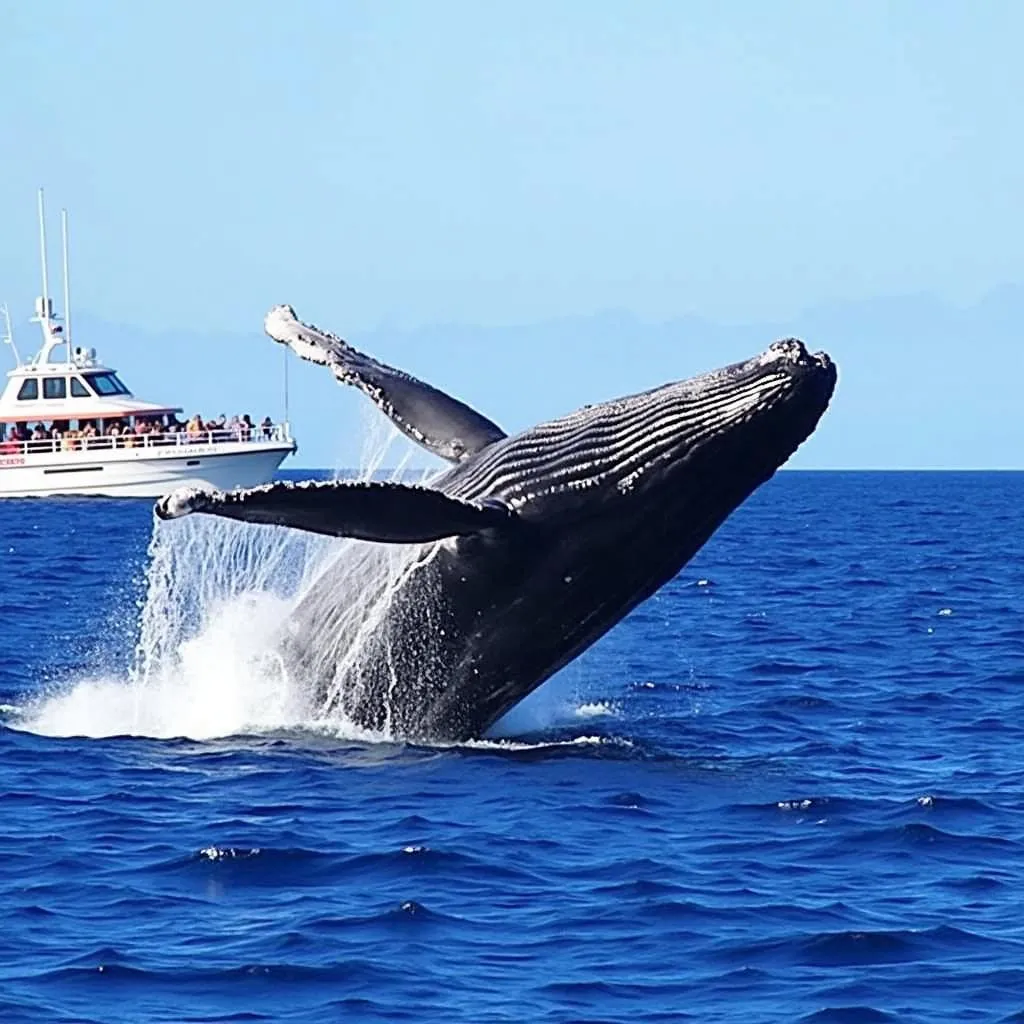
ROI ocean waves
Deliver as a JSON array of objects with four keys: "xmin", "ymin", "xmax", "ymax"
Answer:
[{"xmin": 2, "ymin": 473, "xmax": 1024, "ymax": 1022}]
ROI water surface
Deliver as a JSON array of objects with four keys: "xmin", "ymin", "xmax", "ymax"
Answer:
[{"xmin": 1, "ymin": 471, "xmax": 1022, "ymax": 1023}]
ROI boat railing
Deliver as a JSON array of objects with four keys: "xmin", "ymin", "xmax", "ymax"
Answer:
[{"xmin": 0, "ymin": 422, "xmax": 293, "ymax": 457}]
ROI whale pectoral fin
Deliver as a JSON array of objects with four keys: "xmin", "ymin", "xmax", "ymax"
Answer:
[
  {"xmin": 264, "ymin": 305, "xmax": 507, "ymax": 463},
  {"xmin": 154, "ymin": 480, "xmax": 515, "ymax": 542}
]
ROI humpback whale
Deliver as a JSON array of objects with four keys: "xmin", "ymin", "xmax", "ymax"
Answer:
[{"xmin": 156, "ymin": 307, "xmax": 836, "ymax": 741}]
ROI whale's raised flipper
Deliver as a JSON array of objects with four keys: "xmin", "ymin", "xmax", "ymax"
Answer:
[
  {"xmin": 155, "ymin": 479, "xmax": 515, "ymax": 542},
  {"xmin": 264, "ymin": 305, "xmax": 507, "ymax": 463}
]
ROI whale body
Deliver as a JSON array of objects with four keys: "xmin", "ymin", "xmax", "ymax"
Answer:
[{"xmin": 156, "ymin": 307, "xmax": 837, "ymax": 741}]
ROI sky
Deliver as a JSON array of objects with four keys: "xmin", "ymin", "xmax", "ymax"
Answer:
[{"xmin": 1, "ymin": 0, "xmax": 1021, "ymax": 468}]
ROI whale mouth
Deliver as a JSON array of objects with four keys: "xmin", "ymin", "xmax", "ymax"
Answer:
[
  {"xmin": 642, "ymin": 337, "xmax": 836, "ymax": 484},
  {"xmin": 759, "ymin": 338, "xmax": 833, "ymax": 375},
  {"xmin": 736, "ymin": 340, "xmax": 836, "ymax": 417},
  {"xmin": 672, "ymin": 337, "xmax": 834, "ymax": 407}
]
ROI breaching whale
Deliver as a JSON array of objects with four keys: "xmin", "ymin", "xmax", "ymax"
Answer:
[{"xmin": 156, "ymin": 306, "xmax": 837, "ymax": 741}]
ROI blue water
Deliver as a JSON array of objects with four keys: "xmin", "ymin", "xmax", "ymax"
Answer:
[{"xmin": 2, "ymin": 472, "xmax": 1023, "ymax": 1024}]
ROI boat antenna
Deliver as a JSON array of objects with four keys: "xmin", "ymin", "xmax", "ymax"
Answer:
[
  {"xmin": 283, "ymin": 343, "xmax": 290, "ymax": 435},
  {"xmin": 61, "ymin": 207, "xmax": 72, "ymax": 360},
  {"xmin": 37, "ymin": 188, "xmax": 51, "ymax": 315},
  {"xmin": 1, "ymin": 303, "xmax": 21, "ymax": 365}
]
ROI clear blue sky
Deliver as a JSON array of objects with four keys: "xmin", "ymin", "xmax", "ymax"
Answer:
[{"xmin": 1, "ymin": 1, "xmax": 1021, "ymax": 468}]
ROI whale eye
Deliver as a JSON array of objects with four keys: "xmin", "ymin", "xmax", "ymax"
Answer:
[{"xmin": 477, "ymin": 497, "xmax": 511, "ymax": 516}]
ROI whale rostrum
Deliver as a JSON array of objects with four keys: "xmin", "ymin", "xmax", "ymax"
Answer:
[{"xmin": 156, "ymin": 305, "xmax": 837, "ymax": 741}]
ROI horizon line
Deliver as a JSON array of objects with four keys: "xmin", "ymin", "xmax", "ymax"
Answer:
[{"xmin": 279, "ymin": 466, "xmax": 1024, "ymax": 475}]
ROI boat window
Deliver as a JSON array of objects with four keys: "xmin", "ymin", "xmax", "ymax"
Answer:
[
  {"xmin": 17, "ymin": 378, "xmax": 38, "ymax": 400},
  {"xmin": 83, "ymin": 372, "xmax": 130, "ymax": 396},
  {"xmin": 43, "ymin": 377, "xmax": 67, "ymax": 400},
  {"xmin": 70, "ymin": 377, "xmax": 90, "ymax": 398}
]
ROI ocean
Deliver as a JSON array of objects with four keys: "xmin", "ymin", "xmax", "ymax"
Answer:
[{"xmin": 1, "ymin": 470, "xmax": 1022, "ymax": 1023}]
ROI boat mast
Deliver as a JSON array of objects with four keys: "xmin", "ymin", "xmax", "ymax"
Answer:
[
  {"xmin": 37, "ymin": 188, "xmax": 50, "ymax": 317},
  {"xmin": 61, "ymin": 207, "xmax": 72, "ymax": 361},
  {"xmin": 30, "ymin": 188, "xmax": 68, "ymax": 364},
  {"xmin": 32, "ymin": 187, "xmax": 62, "ymax": 363}
]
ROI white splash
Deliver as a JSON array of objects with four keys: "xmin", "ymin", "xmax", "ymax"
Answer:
[
  {"xmin": 460, "ymin": 734, "xmax": 624, "ymax": 753},
  {"xmin": 485, "ymin": 663, "xmax": 601, "ymax": 738},
  {"xmin": 23, "ymin": 590, "xmax": 308, "ymax": 740},
  {"xmin": 575, "ymin": 700, "xmax": 617, "ymax": 719}
]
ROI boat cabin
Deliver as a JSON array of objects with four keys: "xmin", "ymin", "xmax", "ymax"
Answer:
[{"xmin": 0, "ymin": 345, "xmax": 189, "ymax": 453}]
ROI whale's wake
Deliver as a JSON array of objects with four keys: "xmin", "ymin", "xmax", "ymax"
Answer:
[{"xmin": 14, "ymin": 420, "xmax": 590, "ymax": 744}]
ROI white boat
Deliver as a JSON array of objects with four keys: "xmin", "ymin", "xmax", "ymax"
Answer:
[{"xmin": 0, "ymin": 191, "xmax": 296, "ymax": 498}]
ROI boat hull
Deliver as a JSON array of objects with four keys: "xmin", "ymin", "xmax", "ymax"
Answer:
[{"xmin": 0, "ymin": 440, "xmax": 295, "ymax": 497}]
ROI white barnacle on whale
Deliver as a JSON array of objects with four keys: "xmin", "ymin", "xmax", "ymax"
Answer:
[
  {"xmin": 264, "ymin": 305, "xmax": 331, "ymax": 367},
  {"xmin": 155, "ymin": 485, "xmax": 212, "ymax": 520}
]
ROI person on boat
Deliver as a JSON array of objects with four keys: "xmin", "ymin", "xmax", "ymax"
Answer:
[
  {"xmin": 156, "ymin": 416, "xmax": 178, "ymax": 445},
  {"xmin": 61, "ymin": 424, "xmax": 81, "ymax": 451},
  {"xmin": 80, "ymin": 421, "xmax": 99, "ymax": 448},
  {"xmin": 239, "ymin": 414, "xmax": 254, "ymax": 441},
  {"xmin": 186, "ymin": 414, "xmax": 205, "ymax": 440},
  {"xmin": 260, "ymin": 415, "xmax": 273, "ymax": 439},
  {"xmin": 16, "ymin": 424, "xmax": 33, "ymax": 454},
  {"xmin": 29, "ymin": 423, "xmax": 50, "ymax": 453},
  {"xmin": 208, "ymin": 414, "xmax": 226, "ymax": 442}
]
